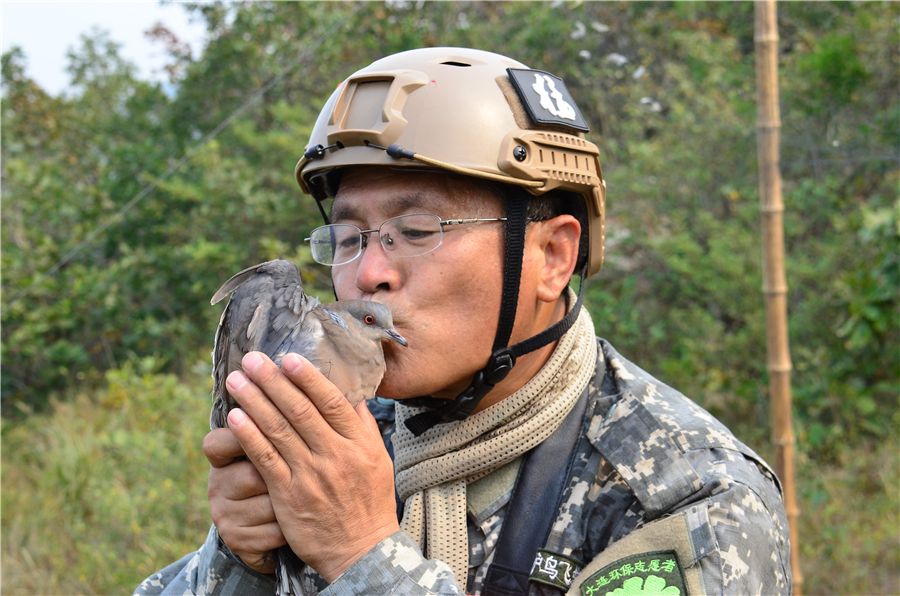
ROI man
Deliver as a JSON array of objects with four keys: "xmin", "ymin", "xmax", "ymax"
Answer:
[{"xmin": 137, "ymin": 48, "xmax": 791, "ymax": 596}]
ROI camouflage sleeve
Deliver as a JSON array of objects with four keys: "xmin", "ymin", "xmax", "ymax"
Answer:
[
  {"xmin": 688, "ymin": 447, "xmax": 792, "ymax": 594},
  {"xmin": 319, "ymin": 530, "xmax": 463, "ymax": 596},
  {"xmin": 568, "ymin": 448, "xmax": 791, "ymax": 596},
  {"xmin": 133, "ymin": 524, "xmax": 277, "ymax": 595}
]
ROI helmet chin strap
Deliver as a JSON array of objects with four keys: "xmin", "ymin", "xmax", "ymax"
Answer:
[{"xmin": 404, "ymin": 196, "xmax": 586, "ymax": 437}]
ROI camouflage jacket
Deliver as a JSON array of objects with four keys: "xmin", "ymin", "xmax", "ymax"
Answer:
[{"xmin": 135, "ymin": 338, "xmax": 791, "ymax": 596}]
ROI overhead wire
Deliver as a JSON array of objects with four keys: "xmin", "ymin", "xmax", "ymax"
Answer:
[{"xmin": 2, "ymin": 3, "xmax": 362, "ymax": 313}]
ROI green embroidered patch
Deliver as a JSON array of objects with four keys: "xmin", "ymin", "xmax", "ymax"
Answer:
[
  {"xmin": 529, "ymin": 549, "xmax": 584, "ymax": 591},
  {"xmin": 579, "ymin": 550, "xmax": 688, "ymax": 596}
]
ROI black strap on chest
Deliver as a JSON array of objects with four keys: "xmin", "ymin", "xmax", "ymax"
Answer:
[{"xmin": 482, "ymin": 382, "xmax": 591, "ymax": 596}]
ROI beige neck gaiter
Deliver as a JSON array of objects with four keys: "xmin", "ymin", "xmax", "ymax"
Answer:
[{"xmin": 393, "ymin": 295, "xmax": 597, "ymax": 584}]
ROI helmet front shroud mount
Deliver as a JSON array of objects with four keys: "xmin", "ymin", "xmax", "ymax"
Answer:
[{"xmin": 296, "ymin": 48, "xmax": 605, "ymax": 435}]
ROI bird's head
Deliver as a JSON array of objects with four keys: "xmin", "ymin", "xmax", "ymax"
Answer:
[{"xmin": 336, "ymin": 300, "xmax": 408, "ymax": 347}]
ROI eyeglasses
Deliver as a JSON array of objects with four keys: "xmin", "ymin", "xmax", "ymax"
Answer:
[{"xmin": 305, "ymin": 213, "xmax": 507, "ymax": 266}]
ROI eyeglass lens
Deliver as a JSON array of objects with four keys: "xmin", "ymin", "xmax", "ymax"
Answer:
[{"xmin": 309, "ymin": 214, "xmax": 445, "ymax": 266}]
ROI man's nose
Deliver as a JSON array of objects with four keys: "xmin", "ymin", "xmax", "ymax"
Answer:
[{"xmin": 354, "ymin": 231, "xmax": 402, "ymax": 293}]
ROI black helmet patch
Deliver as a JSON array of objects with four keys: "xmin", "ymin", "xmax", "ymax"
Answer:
[{"xmin": 507, "ymin": 68, "xmax": 590, "ymax": 133}]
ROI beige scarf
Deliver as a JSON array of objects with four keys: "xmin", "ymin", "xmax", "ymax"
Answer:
[{"xmin": 392, "ymin": 292, "xmax": 598, "ymax": 584}]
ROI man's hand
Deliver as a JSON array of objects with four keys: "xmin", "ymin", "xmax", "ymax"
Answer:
[
  {"xmin": 224, "ymin": 351, "xmax": 400, "ymax": 583},
  {"xmin": 204, "ymin": 428, "xmax": 286, "ymax": 574}
]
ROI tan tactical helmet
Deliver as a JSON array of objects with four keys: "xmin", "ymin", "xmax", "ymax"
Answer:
[{"xmin": 295, "ymin": 46, "xmax": 606, "ymax": 277}]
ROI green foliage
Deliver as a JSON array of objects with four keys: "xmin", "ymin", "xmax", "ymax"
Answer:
[
  {"xmin": 571, "ymin": 1, "xmax": 900, "ymax": 455},
  {"xmin": 2, "ymin": 33, "xmax": 182, "ymax": 404},
  {"xmin": 1, "ymin": 356, "xmax": 213, "ymax": 595},
  {"xmin": 796, "ymin": 31, "xmax": 869, "ymax": 114},
  {"xmin": 1, "ymin": 26, "xmax": 330, "ymax": 411},
  {"xmin": 1, "ymin": 2, "xmax": 898, "ymax": 594}
]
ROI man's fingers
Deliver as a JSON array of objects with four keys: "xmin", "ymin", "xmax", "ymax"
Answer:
[
  {"xmin": 210, "ymin": 492, "xmax": 278, "ymax": 532},
  {"xmin": 217, "ymin": 352, "xmax": 399, "ymax": 583},
  {"xmin": 208, "ymin": 458, "xmax": 267, "ymax": 501},
  {"xmin": 356, "ymin": 401, "xmax": 382, "ymax": 440},
  {"xmin": 203, "ymin": 428, "xmax": 245, "ymax": 468},
  {"xmin": 280, "ymin": 353, "xmax": 367, "ymax": 443},
  {"xmin": 227, "ymin": 352, "xmax": 318, "ymax": 465},
  {"xmin": 232, "ymin": 353, "xmax": 315, "ymax": 453},
  {"xmin": 234, "ymin": 521, "xmax": 286, "ymax": 552},
  {"xmin": 227, "ymin": 405, "xmax": 293, "ymax": 483},
  {"xmin": 234, "ymin": 494, "xmax": 279, "ymax": 530},
  {"xmin": 216, "ymin": 519, "xmax": 287, "ymax": 575}
]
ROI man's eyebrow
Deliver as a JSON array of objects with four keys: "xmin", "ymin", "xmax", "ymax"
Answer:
[
  {"xmin": 330, "ymin": 192, "xmax": 435, "ymax": 223},
  {"xmin": 329, "ymin": 202, "xmax": 359, "ymax": 224}
]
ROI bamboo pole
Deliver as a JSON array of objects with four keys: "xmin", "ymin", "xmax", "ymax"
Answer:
[{"xmin": 754, "ymin": 2, "xmax": 802, "ymax": 593}]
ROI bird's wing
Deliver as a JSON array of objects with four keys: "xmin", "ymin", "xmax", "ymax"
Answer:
[
  {"xmin": 210, "ymin": 294, "xmax": 247, "ymax": 429},
  {"xmin": 211, "ymin": 261, "xmax": 271, "ymax": 305},
  {"xmin": 210, "ymin": 260, "xmax": 320, "ymax": 429}
]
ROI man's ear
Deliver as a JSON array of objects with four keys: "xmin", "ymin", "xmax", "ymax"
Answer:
[{"xmin": 534, "ymin": 215, "xmax": 581, "ymax": 303}]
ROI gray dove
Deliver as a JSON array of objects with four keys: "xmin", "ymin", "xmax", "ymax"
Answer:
[{"xmin": 209, "ymin": 258, "xmax": 406, "ymax": 596}]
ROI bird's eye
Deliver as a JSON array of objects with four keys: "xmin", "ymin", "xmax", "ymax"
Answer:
[{"xmin": 364, "ymin": 315, "xmax": 376, "ymax": 325}]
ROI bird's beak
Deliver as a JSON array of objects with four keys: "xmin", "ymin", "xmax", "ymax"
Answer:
[{"xmin": 385, "ymin": 329, "xmax": 408, "ymax": 347}]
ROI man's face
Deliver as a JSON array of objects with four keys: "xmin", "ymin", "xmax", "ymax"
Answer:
[{"xmin": 329, "ymin": 166, "xmax": 510, "ymax": 401}]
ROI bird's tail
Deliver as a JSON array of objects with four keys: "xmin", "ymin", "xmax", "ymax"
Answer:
[{"xmin": 275, "ymin": 546, "xmax": 308, "ymax": 596}]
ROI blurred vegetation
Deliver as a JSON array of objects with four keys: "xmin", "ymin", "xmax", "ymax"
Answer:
[
  {"xmin": 1, "ymin": 356, "xmax": 212, "ymax": 595},
  {"xmin": 2, "ymin": 1, "xmax": 897, "ymax": 594}
]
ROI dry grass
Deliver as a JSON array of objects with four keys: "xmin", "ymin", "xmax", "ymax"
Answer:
[
  {"xmin": 2, "ymin": 358, "xmax": 213, "ymax": 595},
  {"xmin": 796, "ymin": 435, "xmax": 899, "ymax": 596}
]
